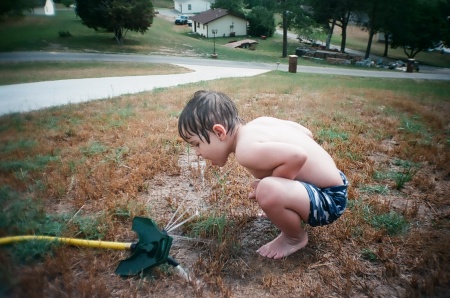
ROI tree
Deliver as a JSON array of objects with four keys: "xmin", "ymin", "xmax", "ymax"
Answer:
[
  {"xmin": 61, "ymin": 0, "xmax": 75, "ymax": 9},
  {"xmin": 244, "ymin": 0, "xmax": 277, "ymax": 11},
  {"xmin": 211, "ymin": 0, "xmax": 245, "ymax": 15},
  {"xmin": 390, "ymin": 0, "xmax": 445, "ymax": 58},
  {"xmin": 75, "ymin": 0, "xmax": 154, "ymax": 45},
  {"xmin": 376, "ymin": 0, "xmax": 408, "ymax": 57},
  {"xmin": 289, "ymin": 4, "xmax": 322, "ymax": 45},
  {"xmin": 357, "ymin": 0, "xmax": 385, "ymax": 59},
  {"xmin": 308, "ymin": 0, "xmax": 360, "ymax": 53},
  {"xmin": 437, "ymin": 0, "xmax": 450, "ymax": 47},
  {"xmin": 276, "ymin": 0, "xmax": 306, "ymax": 58},
  {"xmin": 247, "ymin": 6, "xmax": 276, "ymax": 37},
  {"xmin": 0, "ymin": 0, "xmax": 40, "ymax": 18},
  {"xmin": 306, "ymin": 0, "xmax": 339, "ymax": 50}
]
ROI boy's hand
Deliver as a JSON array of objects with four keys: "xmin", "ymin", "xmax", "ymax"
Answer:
[{"xmin": 248, "ymin": 180, "xmax": 260, "ymax": 200}]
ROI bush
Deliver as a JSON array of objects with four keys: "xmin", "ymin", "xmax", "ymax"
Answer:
[
  {"xmin": 58, "ymin": 30, "xmax": 72, "ymax": 37},
  {"xmin": 247, "ymin": 6, "xmax": 275, "ymax": 37}
]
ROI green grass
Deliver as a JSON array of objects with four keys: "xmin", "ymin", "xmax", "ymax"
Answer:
[
  {"xmin": 80, "ymin": 141, "xmax": 109, "ymax": 157},
  {"xmin": 0, "ymin": 154, "xmax": 60, "ymax": 173},
  {"xmin": 361, "ymin": 248, "xmax": 379, "ymax": 262},
  {"xmin": 368, "ymin": 211, "xmax": 409, "ymax": 236},
  {"xmin": 360, "ymin": 185, "xmax": 390, "ymax": 195},
  {"xmin": 316, "ymin": 128, "xmax": 349, "ymax": 143},
  {"xmin": 190, "ymin": 214, "xmax": 231, "ymax": 243},
  {"xmin": 373, "ymin": 166, "xmax": 418, "ymax": 191},
  {"xmin": 0, "ymin": 138, "xmax": 37, "ymax": 153},
  {"xmin": 357, "ymin": 201, "xmax": 410, "ymax": 236},
  {"xmin": 0, "ymin": 10, "xmax": 299, "ymax": 63},
  {"xmin": 0, "ymin": 185, "xmax": 109, "ymax": 262},
  {"xmin": 1, "ymin": 9, "xmax": 448, "ymax": 70},
  {"xmin": 152, "ymin": 0, "xmax": 174, "ymax": 9}
]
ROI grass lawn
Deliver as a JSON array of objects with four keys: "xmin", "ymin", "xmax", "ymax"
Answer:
[
  {"xmin": 0, "ymin": 4, "xmax": 449, "ymax": 297},
  {"xmin": 0, "ymin": 61, "xmax": 190, "ymax": 85},
  {"xmin": 1, "ymin": 72, "xmax": 449, "ymax": 297},
  {"xmin": 2, "ymin": 8, "xmax": 449, "ymax": 68}
]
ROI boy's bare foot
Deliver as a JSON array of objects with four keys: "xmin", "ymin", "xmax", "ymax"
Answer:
[{"xmin": 257, "ymin": 232, "xmax": 308, "ymax": 259}]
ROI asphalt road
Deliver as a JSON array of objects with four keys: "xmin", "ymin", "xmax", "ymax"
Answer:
[
  {"xmin": 0, "ymin": 51, "xmax": 449, "ymax": 115},
  {"xmin": 2, "ymin": 51, "xmax": 450, "ymax": 80}
]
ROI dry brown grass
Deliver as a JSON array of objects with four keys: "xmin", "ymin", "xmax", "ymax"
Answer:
[
  {"xmin": 0, "ymin": 62, "xmax": 190, "ymax": 85},
  {"xmin": 1, "ymin": 72, "xmax": 449, "ymax": 297}
]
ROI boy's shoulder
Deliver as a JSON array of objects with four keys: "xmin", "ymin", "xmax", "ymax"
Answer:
[{"xmin": 247, "ymin": 116, "xmax": 282, "ymax": 126}]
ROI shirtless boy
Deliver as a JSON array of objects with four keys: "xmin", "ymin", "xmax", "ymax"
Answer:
[{"xmin": 178, "ymin": 90, "xmax": 348, "ymax": 259}]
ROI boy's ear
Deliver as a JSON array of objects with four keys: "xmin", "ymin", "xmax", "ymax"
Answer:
[{"xmin": 212, "ymin": 124, "xmax": 227, "ymax": 140}]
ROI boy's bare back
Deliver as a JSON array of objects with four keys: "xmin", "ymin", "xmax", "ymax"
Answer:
[{"xmin": 234, "ymin": 117, "xmax": 342, "ymax": 188}]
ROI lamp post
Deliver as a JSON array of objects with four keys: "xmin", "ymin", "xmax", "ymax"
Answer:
[{"xmin": 212, "ymin": 29, "xmax": 217, "ymax": 56}]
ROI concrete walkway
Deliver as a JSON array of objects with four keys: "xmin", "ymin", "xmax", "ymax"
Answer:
[
  {"xmin": 0, "ymin": 63, "xmax": 269, "ymax": 116},
  {"xmin": 1, "ymin": 51, "xmax": 449, "ymax": 116}
]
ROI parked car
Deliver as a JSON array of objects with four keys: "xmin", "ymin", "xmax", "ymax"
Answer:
[{"xmin": 175, "ymin": 15, "xmax": 189, "ymax": 25}]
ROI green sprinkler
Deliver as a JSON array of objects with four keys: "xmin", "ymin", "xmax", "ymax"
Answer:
[{"xmin": 0, "ymin": 217, "xmax": 188, "ymax": 279}]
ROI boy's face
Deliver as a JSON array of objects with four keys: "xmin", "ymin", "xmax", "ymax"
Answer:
[{"xmin": 186, "ymin": 131, "xmax": 229, "ymax": 167}]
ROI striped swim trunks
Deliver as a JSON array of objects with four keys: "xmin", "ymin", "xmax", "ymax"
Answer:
[{"xmin": 300, "ymin": 171, "xmax": 348, "ymax": 227}]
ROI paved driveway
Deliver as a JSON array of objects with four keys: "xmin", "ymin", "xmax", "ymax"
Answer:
[{"xmin": 0, "ymin": 52, "xmax": 449, "ymax": 116}]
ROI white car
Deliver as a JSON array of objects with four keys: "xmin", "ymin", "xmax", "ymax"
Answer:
[{"xmin": 175, "ymin": 15, "xmax": 189, "ymax": 25}]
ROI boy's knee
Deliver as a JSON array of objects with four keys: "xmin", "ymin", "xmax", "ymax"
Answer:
[{"xmin": 256, "ymin": 178, "xmax": 280, "ymax": 209}]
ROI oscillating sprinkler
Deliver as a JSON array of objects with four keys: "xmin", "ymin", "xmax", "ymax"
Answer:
[{"xmin": 0, "ymin": 213, "xmax": 198, "ymax": 281}]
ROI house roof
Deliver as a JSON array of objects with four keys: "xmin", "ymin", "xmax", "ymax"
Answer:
[{"xmin": 190, "ymin": 9, "xmax": 245, "ymax": 24}]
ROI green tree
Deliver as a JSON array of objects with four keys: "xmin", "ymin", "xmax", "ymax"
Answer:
[
  {"xmin": 306, "ymin": 0, "xmax": 339, "ymax": 49},
  {"xmin": 0, "ymin": 0, "xmax": 39, "ymax": 18},
  {"xmin": 211, "ymin": 0, "xmax": 245, "ymax": 15},
  {"xmin": 307, "ymin": 0, "xmax": 360, "ymax": 53},
  {"xmin": 75, "ymin": 0, "xmax": 154, "ymax": 45},
  {"xmin": 390, "ymin": 0, "xmax": 445, "ymax": 58},
  {"xmin": 61, "ymin": 0, "xmax": 75, "ymax": 9},
  {"xmin": 276, "ymin": 0, "xmax": 306, "ymax": 58},
  {"xmin": 247, "ymin": 6, "xmax": 276, "ymax": 37},
  {"xmin": 376, "ymin": 0, "xmax": 408, "ymax": 57},
  {"xmin": 437, "ymin": 0, "xmax": 450, "ymax": 47},
  {"xmin": 357, "ymin": 0, "xmax": 386, "ymax": 59},
  {"xmin": 244, "ymin": 0, "xmax": 277, "ymax": 10}
]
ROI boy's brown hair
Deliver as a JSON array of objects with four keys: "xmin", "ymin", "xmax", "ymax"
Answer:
[{"xmin": 178, "ymin": 90, "xmax": 244, "ymax": 143}]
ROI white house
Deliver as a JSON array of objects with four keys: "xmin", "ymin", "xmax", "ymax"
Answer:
[
  {"xmin": 173, "ymin": 0, "xmax": 214, "ymax": 14},
  {"xmin": 190, "ymin": 9, "xmax": 247, "ymax": 38},
  {"xmin": 44, "ymin": 0, "xmax": 55, "ymax": 15}
]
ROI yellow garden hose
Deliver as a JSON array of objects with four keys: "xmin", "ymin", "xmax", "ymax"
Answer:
[
  {"xmin": 0, "ymin": 235, "xmax": 132, "ymax": 250},
  {"xmin": 0, "ymin": 217, "xmax": 187, "ymax": 278}
]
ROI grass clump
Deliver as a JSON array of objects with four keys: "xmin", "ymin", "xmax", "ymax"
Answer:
[
  {"xmin": 363, "ymin": 205, "xmax": 409, "ymax": 236},
  {"xmin": 190, "ymin": 214, "xmax": 231, "ymax": 243},
  {"xmin": 0, "ymin": 186, "xmax": 65, "ymax": 262},
  {"xmin": 0, "ymin": 185, "xmax": 109, "ymax": 264},
  {"xmin": 373, "ymin": 159, "xmax": 420, "ymax": 190},
  {"xmin": 0, "ymin": 139, "xmax": 37, "ymax": 153},
  {"xmin": 361, "ymin": 248, "xmax": 378, "ymax": 262},
  {"xmin": 0, "ymin": 154, "xmax": 59, "ymax": 173},
  {"xmin": 80, "ymin": 141, "xmax": 108, "ymax": 157}
]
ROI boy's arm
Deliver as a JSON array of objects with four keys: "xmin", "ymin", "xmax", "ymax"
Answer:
[{"xmin": 236, "ymin": 142, "xmax": 307, "ymax": 180}]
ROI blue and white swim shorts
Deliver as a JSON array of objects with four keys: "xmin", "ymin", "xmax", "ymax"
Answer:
[{"xmin": 300, "ymin": 171, "xmax": 348, "ymax": 227}]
